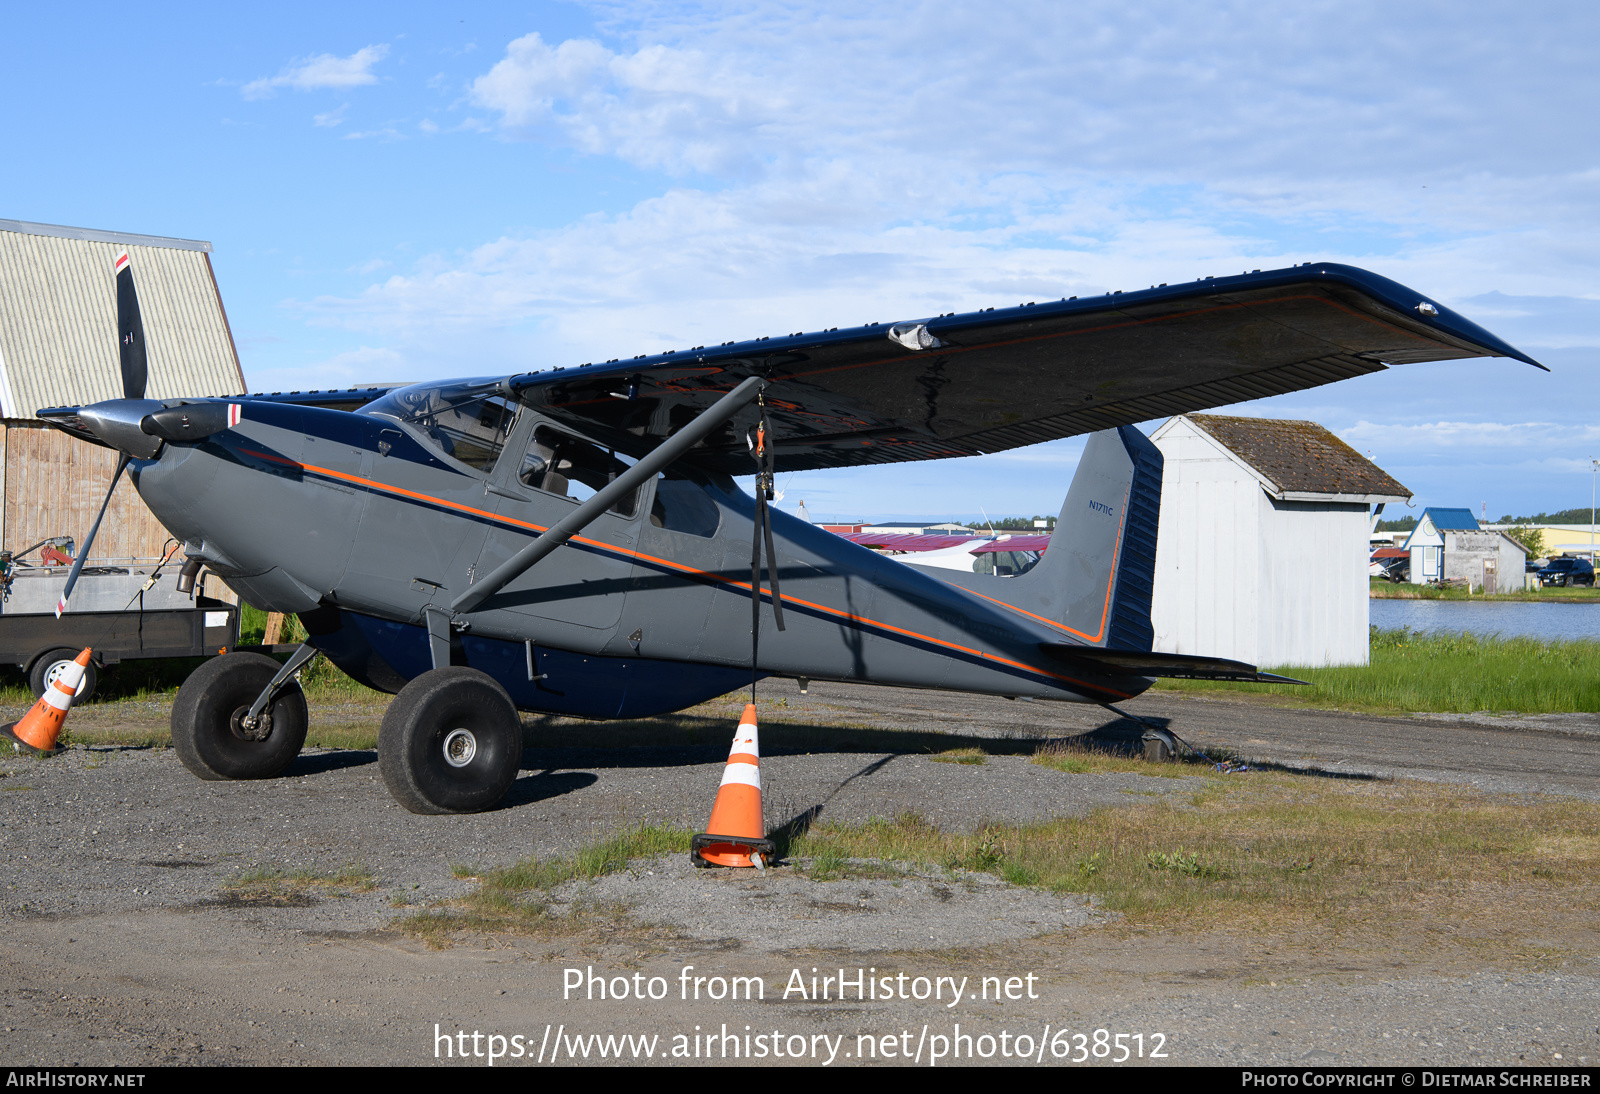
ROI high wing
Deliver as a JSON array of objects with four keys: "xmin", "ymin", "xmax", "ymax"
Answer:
[{"xmin": 509, "ymin": 262, "xmax": 1543, "ymax": 474}]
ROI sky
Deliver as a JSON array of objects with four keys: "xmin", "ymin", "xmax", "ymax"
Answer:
[{"xmin": 3, "ymin": 2, "xmax": 1597, "ymax": 523}]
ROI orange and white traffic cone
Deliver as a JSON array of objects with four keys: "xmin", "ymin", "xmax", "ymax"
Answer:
[
  {"xmin": 692, "ymin": 703, "xmax": 776, "ymax": 870},
  {"xmin": 1, "ymin": 648, "xmax": 90, "ymax": 756}
]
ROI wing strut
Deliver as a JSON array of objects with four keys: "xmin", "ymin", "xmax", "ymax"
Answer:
[{"xmin": 451, "ymin": 375, "xmax": 767, "ymax": 615}]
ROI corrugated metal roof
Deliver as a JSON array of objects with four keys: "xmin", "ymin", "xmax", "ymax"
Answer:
[
  {"xmin": 0, "ymin": 219, "xmax": 245, "ymax": 418},
  {"xmin": 1184, "ymin": 414, "xmax": 1411, "ymax": 500},
  {"xmin": 1422, "ymin": 507, "xmax": 1479, "ymax": 531}
]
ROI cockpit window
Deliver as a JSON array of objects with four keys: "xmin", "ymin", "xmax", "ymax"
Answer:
[{"xmin": 360, "ymin": 380, "xmax": 516, "ymax": 472}]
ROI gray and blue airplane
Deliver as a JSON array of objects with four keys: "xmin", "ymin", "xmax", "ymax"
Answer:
[{"xmin": 39, "ymin": 258, "xmax": 1540, "ymax": 814}]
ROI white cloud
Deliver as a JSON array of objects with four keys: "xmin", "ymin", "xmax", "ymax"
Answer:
[
  {"xmin": 1341, "ymin": 420, "xmax": 1600, "ymax": 452},
  {"xmin": 469, "ymin": 33, "xmax": 784, "ymax": 175},
  {"xmin": 265, "ymin": 6, "xmax": 1600, "ymax": 518},
  {"xmin": 242, "ymin": 45, "xmax": 390, "ymax": 100}
]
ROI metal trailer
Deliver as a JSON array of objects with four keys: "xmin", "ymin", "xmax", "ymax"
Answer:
[{"xmin": 0, "ymin": 567, "xmax": 239, "ymax": 700}]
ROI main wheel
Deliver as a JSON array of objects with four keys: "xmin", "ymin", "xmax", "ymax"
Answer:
[
  {"xmin": 29, "ymin": 649, "xmax": 97, "ymax": 703},
  {"xmin": 171, "ymin": 652, "xmax": 308, "ymax": 780},
  {"xmin": 378, "ymin": 668, "xmax": 523, "ymax": 815}
]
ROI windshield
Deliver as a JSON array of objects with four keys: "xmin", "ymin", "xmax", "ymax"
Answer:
[{"xmin": 359, "ymin": 379, "xmax": 517, "ymax": 472}]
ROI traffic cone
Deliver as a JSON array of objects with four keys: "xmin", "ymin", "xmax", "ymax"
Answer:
[
  {"xmin": 1, "ymin": 648, "xmax": 90, "ymax": 756},
  {"xmin": 692, "ymin": 704, "xmax": 777, "ymax": 869}
]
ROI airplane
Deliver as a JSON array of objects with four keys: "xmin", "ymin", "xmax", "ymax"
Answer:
[{"xmin": 37, "ymin": 256, "xmax": 1542, "ymax": 814}]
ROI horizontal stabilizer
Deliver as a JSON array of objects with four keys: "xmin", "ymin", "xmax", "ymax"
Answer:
[{"xmin": 1041, "ymin": 643, "xmax": 1308, "ymax": 685}]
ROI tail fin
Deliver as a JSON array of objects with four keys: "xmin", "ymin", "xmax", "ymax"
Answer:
[{"xmin": 911, "ymin": 426, "xmax": 1162, "ymax": 649}]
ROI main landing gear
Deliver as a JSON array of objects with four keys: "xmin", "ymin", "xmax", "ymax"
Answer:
[
  {"xmin": 171, "ymin": 651, "xmax": 309, "ymax": 780},
  {"xmin": 170, "ymin": 652, "xmax": 523, "ymax": 813},
  {"xmin": 377, "ymin": 667, "xmax": 524, "ymax": 815}
]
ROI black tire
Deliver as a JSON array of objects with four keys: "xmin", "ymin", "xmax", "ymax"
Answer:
[
  {"xmin": 171, "ymin": 652, "xmax": 308, "ymax": 781},
  {"xmin": 1142, "ymin": 736, "xmax": 1174, "ymax": 763},
  {"xmin": 29, "ymin": 649, "xmax": 97, "ymax": 703},
  {"xmin": 378, "ymin": 668, "xmax": 523, "ymax": 815}
]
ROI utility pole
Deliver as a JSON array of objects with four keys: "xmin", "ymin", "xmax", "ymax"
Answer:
[{"xmin": 1580, "ymin": 460, "xmax": 1593, "ymax": 569}]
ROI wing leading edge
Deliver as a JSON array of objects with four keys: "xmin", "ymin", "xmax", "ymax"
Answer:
[{"xmin": 509, "ymin": 262, "xmax": 1542, "ymax": 474}]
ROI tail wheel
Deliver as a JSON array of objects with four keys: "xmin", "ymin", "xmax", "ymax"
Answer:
[
  {"xmin": 378, "ymin": 667, "xmax": 523, "ymax": 814},
  {"xmin": 171, "ymin": 652, "xmax": 308, "ymax": 780}
]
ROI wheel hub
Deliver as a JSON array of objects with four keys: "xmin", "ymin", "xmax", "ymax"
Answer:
[
  {"xmin": 230, "ymin": 706, "xmax": 273, "ymax": 742},
  {"xmin": 442, "ymin": 728, "xmax": 477, "ymax": 768}
]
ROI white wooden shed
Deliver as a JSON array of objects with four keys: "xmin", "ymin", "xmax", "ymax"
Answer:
[{"xmin": 1149, "ymin": 414, "xmax": 1411, "ymax": 668}]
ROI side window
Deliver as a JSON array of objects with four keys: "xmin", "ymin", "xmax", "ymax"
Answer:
[
  {"xmin": 520, "ymin": 426, "xmax": 639, "ymax": 518},
  {"xmin": 650, "ymin": 474, "xmax": 721, "ymax": 538}
]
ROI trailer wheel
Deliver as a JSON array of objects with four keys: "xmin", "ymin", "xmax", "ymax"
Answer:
[
  {"xmin": 29, "ymin": 649, "xmax": 97, "ymax": 704},
  {"xmin": 171, "ymin": 652, "xmax": 308, "ymax": 780},
  {"xmin": 378, "ymin": 668, "xmax": 522, "ymax": 814}
]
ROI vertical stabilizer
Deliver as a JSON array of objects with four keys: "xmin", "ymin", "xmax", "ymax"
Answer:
[{"xmin": 909, "ymin": 426, "xmax": 1162, "ymax": 649}]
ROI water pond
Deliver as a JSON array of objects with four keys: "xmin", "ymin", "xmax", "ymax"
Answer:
[{"xmin": 1370, "ymin": 598, "xmax": 1600, "ymax": 642}]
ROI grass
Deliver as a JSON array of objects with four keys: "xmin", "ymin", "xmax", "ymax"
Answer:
[
  {"xmin": 221, "ymin": 864, "xmax": 377, "ymax": 904},
  {"xmin": 783, "ymin": 767, "xmax": 1600, "ymax": 934},
  {"xmin": 929, "ymin": 747, "xmax": 988, "ymax": 765},
  {"xmin": 1033, "ymin": 738, "xmax": 1223, "ymax": 778},
  {"xmin": 1154, "ymin": 627, "xmax": 1600, "ymax": 714},
  {"xmin": 1370, "ymin": 577, "xmax": 1600, "ymax": 601},
  {"xmin": 401, "ymin": 825, "xmax": 692, "ymax": 947}
]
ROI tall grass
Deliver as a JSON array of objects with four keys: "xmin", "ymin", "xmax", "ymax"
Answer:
[{"xmin": 1157, "ymin": 628, "xmax": 1600, "ymax": 714}]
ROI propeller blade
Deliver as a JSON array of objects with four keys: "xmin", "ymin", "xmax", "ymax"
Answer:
[
  {"xmin": 113, "ymin": 251, "xmax": 148, "ymax": 400},
  {"xmin": 55, "ymin": 454, "xmax": 129, "ymax": 618}
]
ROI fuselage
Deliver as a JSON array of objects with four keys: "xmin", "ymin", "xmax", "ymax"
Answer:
[{"xmin": 129, "ymin": 390, "xmax": 1147, "ymax": 716}]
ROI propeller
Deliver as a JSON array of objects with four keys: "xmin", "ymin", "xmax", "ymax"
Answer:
[
  {"xmin": 55, "ymin": 251, "xmax": 148, "ymax": 617},
  {"xmin": 114, "ymin": 250, "xmax": 148, "ymax": 400},
  {"xmin": 748, "ymin": 395, "xmax": 785, "ymax": 695}
]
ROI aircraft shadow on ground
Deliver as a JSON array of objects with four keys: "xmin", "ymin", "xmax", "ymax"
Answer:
[
  {"xmin": 1082, "ymin": 713, "xmax": 1382, "ymax": 782},
  {"xmin": 502, "ymin": 769, "xmax": 600, "ymax": 808},
  {"xmin": 287, "ymin": 749, "xmax": 378, "ymax": 775},
  {"xmin": 518, "ymin": 711, "xmax": 1059, "ymax": 770}
]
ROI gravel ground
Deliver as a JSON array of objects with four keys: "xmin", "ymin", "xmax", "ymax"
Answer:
[{"xmin": 0, "ymin": 680, "xmax": 1595, "ymax": 1067}]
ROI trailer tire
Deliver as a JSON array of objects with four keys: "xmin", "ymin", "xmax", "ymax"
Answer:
[
  {"xmin": 171, "ymin": 652, "xmax": 308, "ymax": 781},
  {"xmin": 378, "ymin": 668, "xmax": 522, "ymax": 814},
  {"xmin": 29, "ymin": 649, "xmax": 97, "ymax": 704}
]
